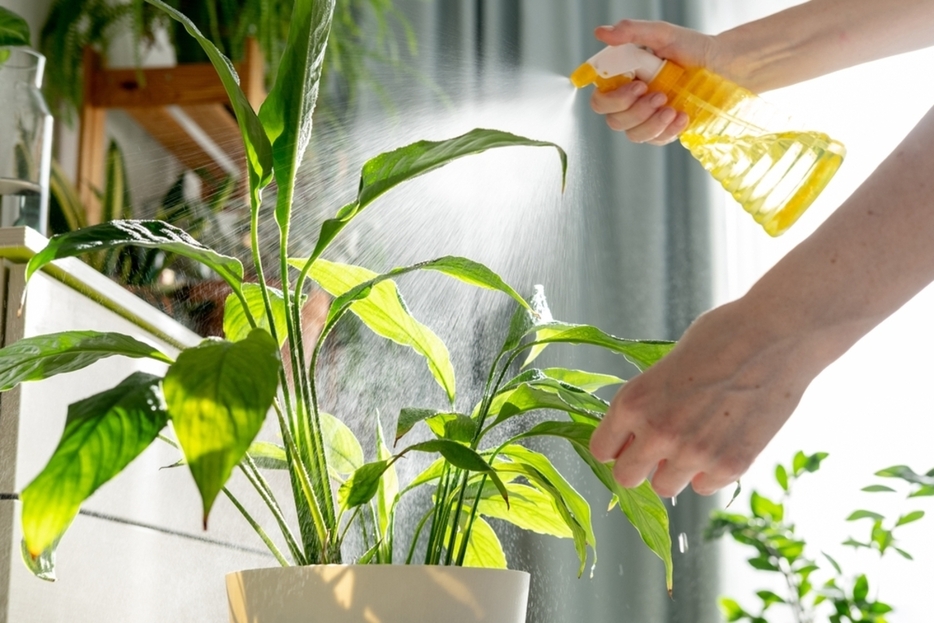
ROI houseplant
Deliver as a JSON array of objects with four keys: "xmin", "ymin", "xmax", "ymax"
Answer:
[
  {"xmin": 39, "ymin": 0, "xmax": 414, "ymax": 122},
  {"xmin": 0, "ymin": 1, "xmax": 676, "ymax": 619},
  {"xmin": 706, "ymin": 451, "xmax": 931, "ymax": 623}
]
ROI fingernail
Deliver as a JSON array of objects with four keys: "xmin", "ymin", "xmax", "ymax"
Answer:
[
  {"xmin": 598, "ymin": 24, "xmax": 616, "ymax": 31},
  {"xmin": 660, "ymin": 108, "xmax": 676, "ymax": 123},
  {"xmin": 632, "ymin": 82, "xmax": 648, "ymax": 96},
  {"xmin": 651, "ymin": 92, "xmax": 667, "ymax": 106}
]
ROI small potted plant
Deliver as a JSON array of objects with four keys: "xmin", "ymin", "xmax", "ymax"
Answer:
[{"xmin": 0, "ymin": 2, "xmax": 676, "ymax": 621}]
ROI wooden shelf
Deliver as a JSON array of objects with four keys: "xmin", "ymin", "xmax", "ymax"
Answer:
[{"xmin": 77, "ymin": 41, "xmax": 264, "ymax": 223}]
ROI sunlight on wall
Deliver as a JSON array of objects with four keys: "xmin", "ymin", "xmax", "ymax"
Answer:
[{"xmin": 703, "ymin": 5, "xmax": 934, "ymax": 620}]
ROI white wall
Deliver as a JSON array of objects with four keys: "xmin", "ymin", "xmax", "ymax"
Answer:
[{"xmin": 701, "ymin": 2, "xmax": 934, "ymax": 621}]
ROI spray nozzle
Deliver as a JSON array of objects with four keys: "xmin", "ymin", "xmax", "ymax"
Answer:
[{"xmin": 570, "ymin": 44, "xmax": 667, "ymax": 92}]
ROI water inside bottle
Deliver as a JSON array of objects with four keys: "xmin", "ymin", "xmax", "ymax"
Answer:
[
  {"xmin": 0, "ymin": 177, "xmax": 42, "ymax": 229},
  {"xmin": 680, "ymin": 130, "xmax": 845, "ymax": 236}
]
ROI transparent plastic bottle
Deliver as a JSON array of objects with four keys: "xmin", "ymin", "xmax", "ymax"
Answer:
[
  {"xmin": 0, "ymin": 47, "xmax": 53, "ymax": 235},
  {"xmin": 571, "ymin": 44, "xmax": 846, "ymax": 236}
]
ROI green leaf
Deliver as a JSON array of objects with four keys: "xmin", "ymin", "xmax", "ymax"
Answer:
[
  {"xmin": 20, "ymin": 538, "xmax": 56, "ymax": 582},
  {"xmin": 101, "ymin": 141, "xmax": 131, "ymax": 225},
  {"xmin": 405, "ymin": 457, "xmax": 446, "ymax": 491},
  {"xmin": 27, "ymin": 220, "xmax": 244, "ymax": 291},
  {"xmin": 223, "ymin": 284, "xmax": 289, "ymax": 346},
  {"xmin": 896, "ymin": 510, "xmax": 924, "ymax": 527},
  {"xmin": 861, "ymin": 484, "xmax": 896, "ymax": 493},
  {"xmin": 375, "ymin": 415, "xmax": 398, "ymax": 546},
  {"xmin": 310, "ymin": 129, "xmax": 568, "ymax": 261},
  {"xmin": 451, "ymin": 516, "xmax": 507, "ymax": 569},
  {"xmin": 0, "ymin": 331, "xmax": 172, "ymax": 391},
  {"xmin": 247, "ymin": 441, "xmax": 287, "ymax": 470},
  {"xmin": 299, "ymin": 256, "xmax": 531, "ymax": 319},
  {"xmin": 509, "ymin": 420, "xmax": 597, "ymax": 449},
  {"xmin": 756, "ymin": 590, "xmax": 785, "ymax": 607},
  {"xmin": 895, "ymin": 547, "xmax": 913, "ymax": 560},
  {"xmin": 564, "ymin": 435, "xmax": 673, "ymax": 591},
  {"xmin": 909, "ymin": 485, "xmax": 934, "ymax": 497},
  {"xmin": 478, "ymin": 482, "xmax": 572, "ymax": 538},
  {"xmin": 396, "ymin": 408, "xmax": 450, "ymax": 444},
  {"xmin": 853, "ymin": 574, "xmax": 869, "ymax": 602},
  {"xmin": 803, "ymin": 452, "xmax": 828, "ymax": 473},
  {"xmin": 258, "ymin": 0, "xmax": 336, "ymax": 228},
  {"xmin": 727, "ymin": 480, "xmax": 742, "ymax": 508},
  {"xmin": 775, "ymin": 464, "xmax": 789, "ymax": 491},
  {"xmin": 144, "ymin": 0, "xmax": 272, "ymax": 199},
  {"xmin": 823, "ymin": 551, "xmax": 843, "ymax": 574},
  {"xmin": 498, "ymin": 445, "xmax": 595, "ymax": 576},
  {"xmin": 718, "ymin": 597, "xmax": 747, "ymax": 622},
  {"xmin": 846, "ymin": 510, "xmax": 884, "ymax": 522},
  {"xmin": 484, "ymin": 384, "xmax": 604, "ymax": 429},
  {"xmin": 521, "ymin": 323, "xmax": 675, "ymax": 373},
  {"xmin": 750, "ymin": 492, "xmax": 783, "ymax": 522},
  {"xmin": 338, "ymin": 460, "xmax": 390, "ymax": 509},
  {"xmin": 0, "ymin": 7, "xmax": 30, "ymax": 47},
  {"xmin": 842, "ymin": 538, "xmax": 870, "ymax": 549},
  {"xmin": 541, "ymin": 368, "xmax": 624, "ymax": 392},
  {"xmin": 869, "ymin": 602, "xmax": 894, "ymax": 614},
  {"xmin": 322, "ymin": 412, "xmax": 364, "ymax": 478},
  {"xmin": 792, "ymin": 451, "xmax": 807, "ymax": 476},
  {"xmin": 164, "ymin": 330, "xmax": 280, "ymax": 524},
  {"xmin": 311, "ymin": 260, "xmax": 456, "ymax": 403},
  {"xmin": 21, "ymin": 372, "xmax": 168, "ymax": 556},
  {"xmin": 407, "ymin": 440, "xmax": 509, "ymax": 505},
  {"xmin": 875, "ymin": 465, "xmax": 934, "ymax": 486},
  {"xmin": 871, "ymin": 521, "xmax": 893, "ymax": 552},
  {"xmin": 748, "ymin": 556, "xmax": 779, "ymax": 572},
  {"xmin": 425, "ymin": 413, "xmax": 477, "ymax": 443}
]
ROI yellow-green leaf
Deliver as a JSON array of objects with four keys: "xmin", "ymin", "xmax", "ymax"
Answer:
[
  {"xmin": 310, "ymin": 260, "xmax": 455, "ymax": 402},
  {"xmin": 223, "ymin": 284, "xmax": 289, "ymax": 346},
  {"xmin": 164, "ymin": 330, "xmax": 280, "ymax": 525}
]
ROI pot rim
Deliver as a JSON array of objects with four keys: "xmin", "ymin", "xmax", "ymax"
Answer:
[{"xmin": 227, "ymin": 564, "xmax": 531, "ymax": 581}]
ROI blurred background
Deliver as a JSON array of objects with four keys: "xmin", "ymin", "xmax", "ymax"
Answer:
[{"xmin": 1, "ymin": 0, "xmax": 933, "ymax": 621}]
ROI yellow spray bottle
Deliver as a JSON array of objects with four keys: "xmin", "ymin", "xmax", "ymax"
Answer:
[{"xmin": 571, "ymin": 44, "xmax": 846, "ymax": 236}]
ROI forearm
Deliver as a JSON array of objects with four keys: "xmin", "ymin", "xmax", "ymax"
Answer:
[
  {"xmin": 713, "ymin": 0, "xmax": 934, "ymax": 92},
  {"xmin": 737, "ymin": 104, "xmax": 934, "ymax": 375}
]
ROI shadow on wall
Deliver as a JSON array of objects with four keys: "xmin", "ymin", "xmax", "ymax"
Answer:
[{"xmin": 226, "ymin": 565, "xmax": 530, "ymax": 623}]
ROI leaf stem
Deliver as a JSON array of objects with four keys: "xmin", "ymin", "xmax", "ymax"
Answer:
[
  {"xmin": 222, "ymin": 487, "xmax": 289, "ymax": 567},
  {"xmin": 239, "ymin": 458, "xmax": 306, "ymax": 565},
  {"xmin": 406, "ymin": 507, "xmax": 435, "ymax": 564}
]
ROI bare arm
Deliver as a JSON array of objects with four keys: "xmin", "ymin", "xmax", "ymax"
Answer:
[
  {"xmin": 591, "ymin": 104, "xmax": 934, "ymax": 496},
  {"xmin": 591, "ymin": 0, "xmax": 934, "ymax": 143},
  {"xmin": 717, "ymin": 0, "xmax": 934, "ymax": 92}
]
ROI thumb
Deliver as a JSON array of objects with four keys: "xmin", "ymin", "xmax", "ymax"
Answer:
[{"xmin": 595, "ymin": 19, "xmax": 675, "ymax": 50}]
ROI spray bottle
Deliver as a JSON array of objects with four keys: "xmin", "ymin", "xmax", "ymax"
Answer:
[{"xmin": 571, "ymin": 44, "xmax": 846, "ymax": 236}]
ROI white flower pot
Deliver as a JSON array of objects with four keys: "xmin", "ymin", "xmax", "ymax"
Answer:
[{"xmin": 226, "ymin": 565, "xmax": 530, "ymax": 623}]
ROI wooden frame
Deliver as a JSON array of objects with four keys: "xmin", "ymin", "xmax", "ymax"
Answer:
[{"xmin": 77, "ymin": 41, "xmax": 264, "ymax": 224}]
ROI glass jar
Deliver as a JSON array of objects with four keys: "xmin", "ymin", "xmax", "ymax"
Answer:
[{"xmin": 0, "ymin": 47, "xmax": 53, "ymax": 235}]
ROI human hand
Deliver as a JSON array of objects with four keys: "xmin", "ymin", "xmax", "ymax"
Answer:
[
  {"xmin": 590, "ymin": 299, "xmax": 818, "ymax": 497},
  {"xmin": 589, "ymin": 19, "xmax": 720, "ymax": 145}
]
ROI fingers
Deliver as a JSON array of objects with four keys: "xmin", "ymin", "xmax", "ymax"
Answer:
[
  {"xmin": 611, "ymin": 434, "xmax": 664, "ymax": 489},
  {"xmin": 650, "ymin": 459, "xmax": 697, "ymax": 498},
  {"xmin": 590, "ymin": 80, "xmax": 648, "ymax": 115},
  {"xmin": 595, "ymin": 19, "xmax": 675, "ymax": 51},
  {"xmin": 691, "ymin": 458, "xmax": 749, "ymax": 496},
  {"xmin": 592, "ymin": 87, "xmax": 690, "ymax": 144}
]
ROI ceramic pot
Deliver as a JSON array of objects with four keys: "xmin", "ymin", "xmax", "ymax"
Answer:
[{"xmin": 226, "ymin": 564, "xmax": 530, "ymax": 623}]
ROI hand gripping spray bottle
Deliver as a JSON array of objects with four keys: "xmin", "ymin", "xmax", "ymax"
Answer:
[{"xmin": 571, "ymin": 45, "xmax": 846, "ymax": 236}]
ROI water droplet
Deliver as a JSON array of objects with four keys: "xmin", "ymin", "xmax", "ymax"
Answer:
[
  {"xmin": 618, "ymin": 564, "xmax": 624, "ymax": 576},
  {"xmin": 678, "ymin": 532, "xmax": 689, "ymax": 553},
  {"xmin": 670, "ymin": 496, "xmax": 677, "ymax": 507}
]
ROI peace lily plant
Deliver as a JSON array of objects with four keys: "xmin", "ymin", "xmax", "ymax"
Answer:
[{"xmin": 0, "ymin": 0, "xmax": 676, "ymax": 599}]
